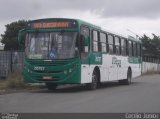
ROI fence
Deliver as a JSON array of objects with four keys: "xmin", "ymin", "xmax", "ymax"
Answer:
[
  {"xmin": 0, "ymin": 51, "xmax": 24, "ymax": 79},
  {"xmin": 142, "ymin": 56, "xmax": 160, "ymax": 73}
]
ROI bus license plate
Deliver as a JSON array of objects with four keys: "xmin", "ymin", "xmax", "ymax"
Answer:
[{"xmin": 43, "ymin": 76, "xmax": 52, "ymax": 80}]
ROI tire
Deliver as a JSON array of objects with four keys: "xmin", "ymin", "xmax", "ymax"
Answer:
[
  {"xmin": 87, "ymin": 70, "xmax": 98, "ymax": 90},
  {"xmin": 119, "ymin": 69, "xmax": 132, "ymax": 85},
  {"xmin": 126, "ymin": 69, "xmax": 132, "ymax": 85},
  {"xmin": 46, "ymin": 83, "xmax": 57, "ymax": 90}
]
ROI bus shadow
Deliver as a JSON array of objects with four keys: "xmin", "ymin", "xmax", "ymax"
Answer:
[
  {"xmin": 98, "ymin": 81, "xmax": 138, "ymax": 90},
  {"xmin": 31, "ymin": 85, "xmax": 88, "ymax": 94},
  {"xmin": 31, "ymin": 81, "xmax": 138, "ymax": 94}
]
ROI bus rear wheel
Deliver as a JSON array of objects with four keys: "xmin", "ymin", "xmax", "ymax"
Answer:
[
  {"xmin": 87, "ymin": 70, "xmax": 98, "ymax": 90},
  {"xmin": 46, "ymin": 83, "xmax": 57, "ymax": 90},
  {"xmin": 126, "ymin": 69, "xmax": 132, "ymax": 85},
  {"xmin": 119, "ymin": 69, "xmax": 132, "ymax": 85}
]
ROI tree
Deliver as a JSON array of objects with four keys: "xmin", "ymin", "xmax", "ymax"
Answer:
[
  {"xmin": 140, "ymin": 34, "xmax": 160, "ymax": 58},
  {"xmin": 1, "ymin": 20, "xmax": 28, "ymax": 50}
]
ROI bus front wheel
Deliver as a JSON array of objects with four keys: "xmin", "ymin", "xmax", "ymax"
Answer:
[
  {"xmin": 46, "ymin": 83, "xmax": 57, "ymax": 90},
  {"xmin": 87, "ymin": 70, "xmax": 98, "ymax": 90}
]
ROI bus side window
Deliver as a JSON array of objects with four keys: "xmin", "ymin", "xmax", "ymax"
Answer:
[
  {"xmin": 115, "ymin": 36, "xmax": 121, "ymax": 55},
  {"xmin": 108, "ymin": 34, "xmax": 114, "ymax": 54},
  {"xmin": 140, "ymin": 44, "xmax": 142, "ymax": 56},
  {"xmin": 137, "ymin": 43, "xmax": 141, "ymax": 56},
  {"xmin": 126, "ymin": 40, "xmax": 129, "ymax": 56},
  {"xmin": 121, "ymin": 38, "xmax": 127, "ymax": 56},
  {"xmin": 133, "ymin": 42, "xmax": 137, "ymax": 57},
  {"xmin": 128, "ymin": 41, "xmax": 133, "ymax": 56},
  {"xmin": 92, "ymin": 30, "xmax": 98, "ymax": 52},
  {"xmin": 81, "ymin": 26, "xmax": 90, "ymax": 36},
  {"xmin": 106, "ymin": 34, "xmax": 109, "ymax": 53},
  {"xmin": 100, "ymin": 32, "xmax": 107, "ymax": 53}
]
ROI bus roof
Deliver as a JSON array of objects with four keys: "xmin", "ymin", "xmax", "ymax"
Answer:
[
  {"xmin": 76, "ymin": 19, "xmax": 101, "ymax": 30},
  {"xmin": 29, "ymin": 18, "xmax": 141, "ymax": 43}
]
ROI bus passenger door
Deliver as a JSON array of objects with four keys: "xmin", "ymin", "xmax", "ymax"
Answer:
[
  {"xmin": 80, "ymin": 26, "xmax": 90, "ymax": 64},
  {"xmin": 80, "ymin": 26, "xmax": 91, "ymax": 84}
]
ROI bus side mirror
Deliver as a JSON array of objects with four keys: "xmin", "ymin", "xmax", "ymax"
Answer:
[{"xmin": 18, "ymin": 29, "xmax": 26, "ymax": 46}]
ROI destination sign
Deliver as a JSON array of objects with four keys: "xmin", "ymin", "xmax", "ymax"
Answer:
[{"xmin": 31, "ymin": 21, "xmax": 77, "ymax": 28}]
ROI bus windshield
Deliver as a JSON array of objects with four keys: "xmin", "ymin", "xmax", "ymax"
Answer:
[{"xmin": 25, "ymin": 32, "xmax": 78, "ymax": 59}]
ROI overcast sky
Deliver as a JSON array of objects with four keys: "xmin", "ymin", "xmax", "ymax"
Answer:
[{"xmin": 1, "ymin": 0, "xmax": 160, "ymax": 45}]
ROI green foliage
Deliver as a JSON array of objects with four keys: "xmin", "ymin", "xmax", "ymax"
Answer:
[
  {"xmin": 140, "ymin": 34, "xmax": 160, "ymax": 58},
  {"xmin": 1, "ymin": 20, "xmax": 28, "ymax": 50}
]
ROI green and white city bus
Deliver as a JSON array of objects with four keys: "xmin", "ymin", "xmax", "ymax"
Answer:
[{"xmin": 18, "ymin": 18, "xmax": 142, "ymax": 90}]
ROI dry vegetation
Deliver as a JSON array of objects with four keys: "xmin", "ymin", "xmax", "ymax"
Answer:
[
  {"xmin": 0, "ymin": 72, "xmax": 45, "ymax": 93},
  {"xmin": 0, "ymin": 72, "xmax": 27, "ymax": 90}
]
